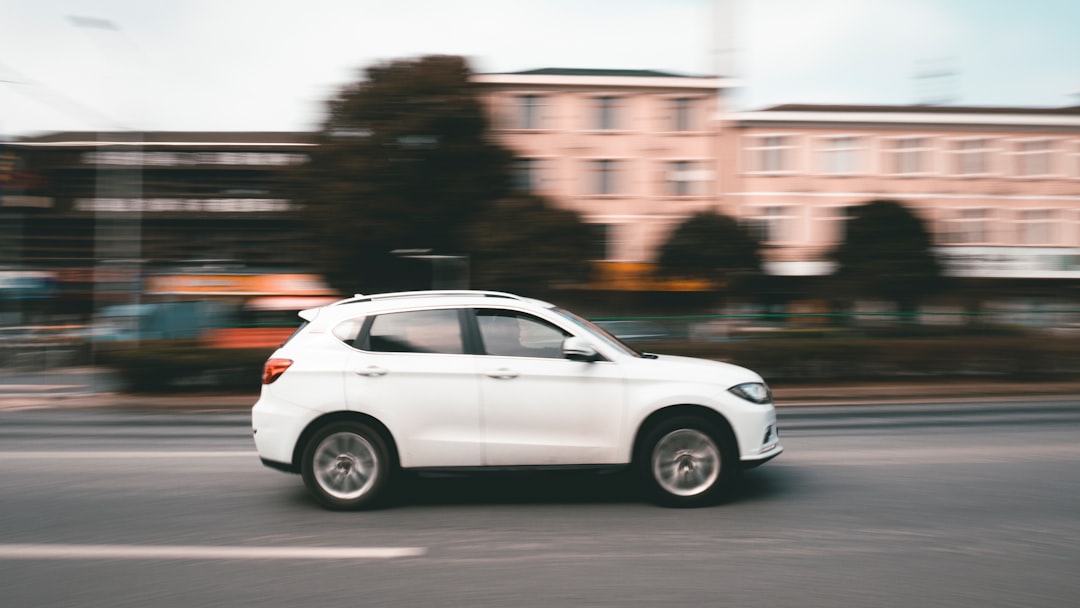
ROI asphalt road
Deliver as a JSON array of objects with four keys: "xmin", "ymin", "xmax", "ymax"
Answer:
[{"xmin": 1, "ymin": 399, "xmax": 1078, "ymax": 608}]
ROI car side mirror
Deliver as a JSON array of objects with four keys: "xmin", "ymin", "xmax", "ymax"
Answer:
[{"xmin": 562, "ymin": 336, "xmax": 599, "ymax": 362}]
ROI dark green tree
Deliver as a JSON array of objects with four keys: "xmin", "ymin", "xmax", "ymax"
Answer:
[
  {"xmin": 829, "ymin": 199, "xmax": 944, "ymax": 315},
  {"xmin": 654, "ymin": 210, "xmax": 763, "ymax": 293},
  {"xmin": 295, "ymin": 55, "xmax": 514, "ymax": 293},
  {"xmin": 466, "ymin": 195, "xmax": 596, "ymax": 296}
]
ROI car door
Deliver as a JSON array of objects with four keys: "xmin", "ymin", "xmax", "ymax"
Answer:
[
  {"xmin": 342, "ymin": 307, "xmax": 483, "ymax": 468},
  {"xmin": 471, "ymin": 307, "xmax": 626, "ymax": 466}
]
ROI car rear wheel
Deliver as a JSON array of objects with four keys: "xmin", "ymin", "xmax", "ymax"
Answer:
[
  {"xmin": 301, "ymin": 421, "xmax": 391, "ymax": 510},
  {"xmin": 638, "ymin": 415, "xmax": 737, "ymax": 507}
]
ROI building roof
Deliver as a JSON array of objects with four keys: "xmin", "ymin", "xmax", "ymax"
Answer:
[
  {"xmin": 759, "ymin": 103, "xmax": 1080, "ymax": 116},
  {"xmin": 11, "ymin": 131, "xmax": 316, "ymax": 145},
  {"xmin": 497, "ymin": 67, "xmax": 707, "ymax": 79},
  {"xmin": 737, "ymin": 103, "xmax": 1080, "ymax": 129}
]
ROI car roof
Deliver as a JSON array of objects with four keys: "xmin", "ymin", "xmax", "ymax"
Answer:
[{"xmin": 298, "ymin": 290, "xmax": 556, "ymax": 323}]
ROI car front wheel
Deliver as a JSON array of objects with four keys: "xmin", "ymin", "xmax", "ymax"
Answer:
[
  {"xmin": 638, "ymin": 415, "xmax": 737, "ymax": 507},
  {"xmin": 301, "ymin": 421, "xmax": 391, "ymax": 510}
]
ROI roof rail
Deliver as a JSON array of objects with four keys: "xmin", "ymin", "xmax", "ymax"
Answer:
[{"xmin": 331, "ymin": 290, "xmax": 527, "ymax": 306}]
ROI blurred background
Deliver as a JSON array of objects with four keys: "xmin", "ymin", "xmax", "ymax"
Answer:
[{"xmin": 1, "ymin": 0, "xmax": 1079, "ymax": 393}]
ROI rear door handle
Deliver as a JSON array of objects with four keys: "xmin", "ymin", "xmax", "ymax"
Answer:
[
  {"xmin": 484, "ymin": 368, "xmax": 519, "ymax": 380},
  {"xmin": 355, "ymin": 366, "xmax": 388, "ymax": 377}
]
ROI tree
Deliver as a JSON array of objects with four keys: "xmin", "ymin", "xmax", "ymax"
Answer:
[
  {"xmin": 466, "ymin": 195, "xmax": 596, "ymax": 296},
  {"xmin": 295, "ymin": 55, "xmax": 514, "ymax": 293},
  {"xmin": 829, "ymin": 199, "xmax": 943, "ymax": 314},
  {"xmin": 654, "ymin": 210, "xmax": 763, "ymax": 294}
]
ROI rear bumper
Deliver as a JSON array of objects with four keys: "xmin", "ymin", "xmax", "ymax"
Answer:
[
  {"xmin": 251, "ymin": 395, "xmax": 323, "ymax": 470},
  {"xmin": 260, "ymin": 457, "xmax": 298, "ymax": 474}
]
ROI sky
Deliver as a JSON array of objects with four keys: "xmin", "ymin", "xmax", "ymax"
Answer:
[{"xmin": 0, "ymin": 0, "xmax": 1077, "ymax": 137}]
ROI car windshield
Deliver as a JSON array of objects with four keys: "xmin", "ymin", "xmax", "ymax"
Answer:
[{"xmin": 551, "ymin": 307, "xmax": 645, "ymax": 358}]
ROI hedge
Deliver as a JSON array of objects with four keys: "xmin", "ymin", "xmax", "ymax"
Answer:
[
  {"xmin": 645, "ymin": 335, "xmax": 1080, "ymax": 383},
  {"xmin": 99, "ymin": 335, "xmax": 1080, "ymax": 393}
]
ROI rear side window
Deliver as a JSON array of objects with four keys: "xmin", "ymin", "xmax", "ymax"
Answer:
[
  {"xmin": 331, "ymin": 317, "xmax": 365, "ymax": 347},
  {"xmin": 365, "ymin": 309, "xmax": 464, "ymax": 354}
]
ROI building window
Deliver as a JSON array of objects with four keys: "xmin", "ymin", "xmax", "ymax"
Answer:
[
  {"xmin": 746, "ymin": 135, "xmax": 795, "ymax": 174},
  {"xmin": 589, "ymin": 159, "xmax": 620, "ymax": 195},
  {"xmin": 1012, "ymin": 139, "xmax": 1054, "ymax": 177},
  {"xmin": 819, "ymin": 136, "xmax": 862, "ymax": 175},
  {"xmin": 749, "ymin": 205, "xmax": 800, "ymax": 244},
  {"xmin": 945, "ymin": 208, "xmax": 991, "ymax": 244},
  {"xmin": 671, "ymin": 97, "xmax": 695, "ymax": 131},
  {"xmin": 586, "ymin": 223, "xmax": 610, "ymax": 261},
  {"xmin": 665, "ymin": 160, "xmax": 707, "ymax": 196},
  {"xmin": 512, "ymin": 158, "xmax": 546, "ymax": 193},
  {"xmin": 1017, "ymin": 210, "xmax": 1055, "ymax": 245},
  {"xmin": 885, "ymin": 137, "xmax": 932, "ymax": 175},
  {"xmin": 514, "ymin": 94, "xmax": 544, "ymax": 129},
  {"xmin": 1070, "ymin": 140, "xmax": 1080, "ymax": 178},
  {"xmin": 816, "ymin": 205, "xmax": 854, "ymax": 244},
  {"xmin": 950, "ymin": 138, "xmax": 992, "ymax": 176},
  {"xmin": 594, "ymin": 96, "xmax": 619, "ymax": 130}
]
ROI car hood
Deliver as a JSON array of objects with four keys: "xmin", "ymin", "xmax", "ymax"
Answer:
[{"xmin": 622, "ymin": 352, "xmax": 766, "ymax": 387}]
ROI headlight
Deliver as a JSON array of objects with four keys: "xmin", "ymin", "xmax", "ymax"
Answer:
[{"xmin": 728, "ymin": 382, "xmax": 772, "ymax": 404}]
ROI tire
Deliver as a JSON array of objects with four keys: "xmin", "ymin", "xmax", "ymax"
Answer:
[
  {"xmin": 637, "ymin": 415, "xmax": 738, "ymax": 507},
  {"xmin": 301, "ymin": 421, "xmax": 391, "ymax": 510}
]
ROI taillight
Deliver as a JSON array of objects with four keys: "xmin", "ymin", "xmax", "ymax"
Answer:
[{"xmin": 262, "ymin": 358, "xmax": 293, "ymax": 384}]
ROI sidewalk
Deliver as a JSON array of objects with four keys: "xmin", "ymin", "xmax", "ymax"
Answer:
[{"xmin": 2, "ymin": 380, "xmax": 1077, "ymax": 412}]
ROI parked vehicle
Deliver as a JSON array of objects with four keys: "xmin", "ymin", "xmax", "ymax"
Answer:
[{"xmin": 252, "ymin": 290, "xmax": 781, "ymax": 509}]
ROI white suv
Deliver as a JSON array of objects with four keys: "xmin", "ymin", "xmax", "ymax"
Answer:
[{"xmin": 252, "ymin": 290, "xmax": 782, "ymax": 509}]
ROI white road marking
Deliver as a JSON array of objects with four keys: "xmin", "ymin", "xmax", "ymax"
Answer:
[
  {"xmin": 0, "ymin": 451, "xmax": 256, "ymax": 459},
  {"xmin": 0, "ymin": 544, "xmax": 426, "ymax": 560}
]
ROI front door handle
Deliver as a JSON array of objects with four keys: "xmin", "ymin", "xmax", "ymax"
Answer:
[
  {"xmin": 356, "ymin": 366, "xmax": 388, "ymax": 377},
  {"xmin": 484, "ymin": 368, "xmax": 519, "ymax": 380}
]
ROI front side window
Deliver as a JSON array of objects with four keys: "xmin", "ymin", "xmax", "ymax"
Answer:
[
  {"xmin": 476, "ymin": 309, "xmax": 569, "ymax": 359},
  {"xmin": 365, "ymin": 309, "xmax": 463, "ymax": 354}
]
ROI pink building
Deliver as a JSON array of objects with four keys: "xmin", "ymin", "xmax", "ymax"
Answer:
[
  {"xmin": 732, "ymin": 104, "xmax": 1080, "ymax": 283},
  {"xmin": 476, "ymin": 70, "xmax": 1080, "ymax": 308},
  {"xmin": 473, "ymin": 68, "xmax": 733, "ymax": 288}
]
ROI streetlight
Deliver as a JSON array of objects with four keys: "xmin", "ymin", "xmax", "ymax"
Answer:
[{"xmin": 69, "ymin": 15, "xmax": 145, "ymax": 343}]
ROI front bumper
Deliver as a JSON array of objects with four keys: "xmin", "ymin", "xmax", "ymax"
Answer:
[{"xmin": 741, "ymin": 443, "xmax": 783, "ymax": 469}]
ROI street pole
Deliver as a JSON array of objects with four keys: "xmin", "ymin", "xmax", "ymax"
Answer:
[{"xmin": 70, "ymin": 16, "xmax": 145, "ymax": 346}]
